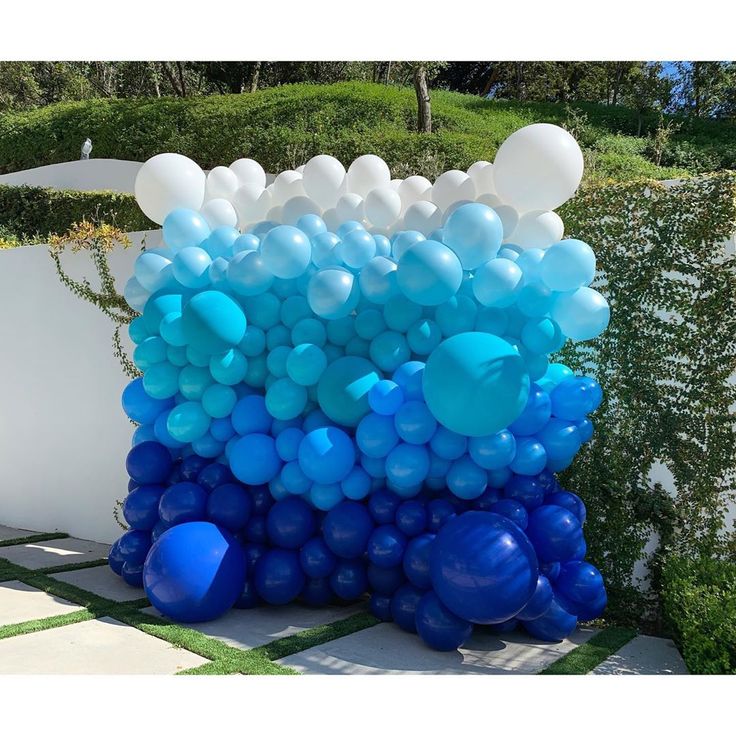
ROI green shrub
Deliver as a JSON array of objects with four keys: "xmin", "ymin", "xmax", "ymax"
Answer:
[
  {"xmin": 662, "ymin": 556, "xmax": 736, "ymax": 674},
  {"xmin": 0, "ymin": 184, "xmax": 152, "ymax": 242}
]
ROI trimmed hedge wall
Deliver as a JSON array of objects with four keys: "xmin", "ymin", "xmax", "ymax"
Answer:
[
  {"xmin": 0, "ymin": 184, "xmax": 152, "ymax": 242},
  {"xmin": 662, "ymin": 556, "xmax": 736, "ymax": 674}
]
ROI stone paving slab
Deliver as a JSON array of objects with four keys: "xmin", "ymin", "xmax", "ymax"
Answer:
[
  {"xmin": 0, "ymin": 525, "xmax": 33, "ymax": 542},
  {"xmin": 0, "ymin": 580, "xmax": 85, "ymax": 627},
  {"xmin": 0, "ymin": 537, "xmax": 109, "ymax": 569},
  {"xmin": 143, "ymin": 601, "xmax": 366, "ymax": 651},
  {"xmin": 278, "ymin": 623, "xmax": 595, "ymax": 675},
  {"xmin": 591, "ymin": 635, "xmax": 688, "ymax": 675},
  {"xmin": 51, "ymin": 565, "xmax": 145, "ymax": 603},
  {"xmin": 0, "ymin": 616, "xmax": 208, "ymax": 674}
]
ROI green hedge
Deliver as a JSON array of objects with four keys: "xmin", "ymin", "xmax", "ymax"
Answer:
[
  {"xmin": 0, "ymin": 184, "xmax": 152, "ymax": 242},
  {"xmin": 2, "ymin": 81, "xmax": 727, "ymax": 181},
  {"xmin": 662, "ymin": 556, "xmax": 736, "ymax": 674}
]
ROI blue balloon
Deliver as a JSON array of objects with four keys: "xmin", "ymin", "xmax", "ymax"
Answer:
[
  {"xmin": 166, "ymin": 401, "xmax": 210, "ymax": 443},
  {"xmin": 442, "ymin": 203, "xmax": 503, "ymax": 270},
  {"xmin": 143, "ymin": 522, "xmax": 245, "ymax": 622},
  {"xmin": 163, "ymin": 208, "xmax": 210, "ymax": 251},
  {"xmin": 509, "ymin": 438, "xmax": 547, "ymax": 476},
  {"xmin": 206, "ymin": 483, "xmax": 252, "ymax": 532},
  {"xmin": 266, "ymin": 497, "xmax": 317, "ymax": 549},
  {"xmin": 296, "ymin": 214, "xmax": 327, "ymax": 238},
  {"xmin": 245, "ymin": 516, "xmax": 268, "ymax": 544},
  {"xmin": 309, "ymin": 483, "xmax": 344, "ymax": 511},
  {"xmin": 143, "ymin": 292, "xmax": 183, "ymax": 335},
  {"xmin": 231, "ymin": 394, "xmax": 272, "ymax": 435},
  {"xmin": 504, "ymin": 474, "xmax": 545, "ymax": 510},
  {"xmin": 322, "ymin": 501, "xmax": 374, "ymax": 559},
  {"xmin": 397, "ymin": 240, "xmax": 463, "ymax": 306},
  {"xmin": 230, "ymin": 434, "xmax": 282, "ymax": 485},
  {"xmin": 416, "ymin": 591, "xmax": 474, "ymax": 651},
  {"xmin": 407, "ymin": 318, "xmax": 443, "ymax": 355},
  {"xmin": 341, "ymin": 466, "xmax": 371, "ymax": 500},
  {"xmin": 468, "ymin": 430, "xmax": 516, "ymax": 470},
  {"xmin": 538, "ymin": 418, "xmax": 582, "ymax": 463},
  {"xmin": 368, "ymin": 379, "xmax": 405, "ymax": 416},
  {"xmin": 201, "ymin": 383, "xmax": 237, "ymax": 419},
  {"xmin": 330, "ymin": 560, "xmax": 368, "ymax": 600},
  {"xmin": 516, "ymin": 575, "xmax": 554, "ymax": 621},
  {"xmin": 121, "ymin": 561, "xmax": 145, "ymax": 587},
  {"xmin": 526, "ymin": 505, "xmax": 584, "ymax": 563},
  {"xmin": 181, "ymin": 290, "xmax": 247, "ymax": 355},
  {"xmin": 368, "ymin": 490, "xmax": 402, "ymax": 524},
  {"xmin": 234, "ymin": 579, "xmax": 261, "ymax": 609},
  {"xmin": 285, "ymin": 343, "xmax": 327, "ymax": 387},
  {"xmin": 392, "ymin": 361, "xmax": 425, "ymax": 401},
  {"xmin": 394, "ymin": 401, "xmax": 437, "ymax": 445},
  {"xmin": 317, "ymin": 357, "xmax": 380, "ymax": 427},
  {"xmin": 209, "ymin": 349, "xmax": 248, "ymax": 386},
  {"xmin": 123, "ymin": 377, "xmax": 174, "ymax": 425},
  {"xmin": 391, "ymin": 230, "xmax": 425, "ymax": 260},
  {"xmin": 521, "ymin": 598, "xmax": 577, "ymax": 642},
  {"xmin": 429, "ymin": 427, "xmax": 467, "ymax": 461},
  {"xmin": 488, "ymin": 499, "xmax": 529, "ymax": 530},
  {"xmin": 390, "ymin": 584, "xmax": 424, "ymax": 633},
  {"xmin": 301, "ymin": 577, "xmax": 334, "ymax": 607},
  {"xmin": 300, "ymin": 537, "xmax": 337, "ymax": 579},
  {"xmin": 275, "ymin": 427, "xmax": 305, "ymax": 462},
  {"xmin": 472, "ymin": 259, "xmax": 523, "ymax": 308},
  {"xmin": 385, "ymin": 443, "xmax": 430, "ymax": 491},
  {"xmin": 172, "ymin": 247, "xmax": 212, "ymax": 289},
  {"xmin": 538, "ymin": 362, "xmax": 574, "ymax": 394},
  {"xmin": 521, "ymin": 317, "xmax": 563, "ymax": 355},
  {"xmin": 430, "ymin": 511, "xmax": 538, "ymax": 624},
  {"xmin": 395, "ymin": 501, "xmax": 427, "ymax": 537},
  {"xmin": 541, "ymin": 239, "xmax": 596, "ymax": 292},
  {"xmin": 367, "ymin": 563, "xmax": 406, "ymax": 596},
  {"xmin": 117, "ymin": 529, "xmax": 152, "ymax": 566},
  {"xmin": 403, "ymin": 533, "xmax": 435, "ymax": 589},
  {"xmin": 126, "ymin": 441, "xmax": 172, "ymax": 485},
  {"xmin": 261, "ymin": 225, "xmax": 311, "ymax": 279},
  {"xmin": 509, "ymin": 384, "xmax": 552, "ymax": 436},
  {"xmin": 367, "ymin": 525, "xmax": 407, "ymax": 568},
  {"xmin": 254, "ymin": 549, "xmax": 305, "ymax": 605},
  {"xmin": 447, "ymin": 456, "xmax": 488, "ymax": 500},
  {"xmin": 123, "ymin": 485, "xmax": 165, "ymax": 530},
  {"xmin": 298, "ymin": 426, "xmax": 356, "ymax": 484},
  {"xmin": 554, "ymin": 561, "xmax": 606, "ymax": 620},
  {"xmin": 158, "ymin": 482, "xmax": 208, "ymax": 526},
  {"xmin": 266, "ymin": 378, "xmax": 308, "ymax": 421},
  {"xmin": 108, "ymin": 540, "xmax": 125, "ymax": 575},
  {"xmin": 232, "ymin": 233, "xmax": 260, "ymax": 255},
  {"xmin": 427, "ymin": 499, "xmax": 456, "ymax": 532}
]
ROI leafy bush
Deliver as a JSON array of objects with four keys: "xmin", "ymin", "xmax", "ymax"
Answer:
[
  {"xmin": 0, "ymin": 184, "xmax": 152, "ymax": 242},
  {"xmin": 662, "ymin": 556, "xmax": 736, "ymax": 674}
]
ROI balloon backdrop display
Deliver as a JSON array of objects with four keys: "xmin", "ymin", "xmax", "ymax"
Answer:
[{"xmin": 111, "ymin": 123, "xmax": 610, "ymax": 651}]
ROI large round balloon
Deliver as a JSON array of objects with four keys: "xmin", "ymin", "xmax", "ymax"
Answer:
[
  {"xmin": 143, "ymin": 522, "xmax": 245, "ymax": 622},
  {"xmin": 423, "ymin": 332, "xmax": 530, "ymax": 437},
  {"xmin": 317, "ymin": 356, "xmax": 380, "ymax": 427},
  {"xmin": 430, "ymin": 511, "xmax": 538, "ymax": 624},
  {"xmin": 181, "ymin": 291, "xmax": 247, "ymax": 354}
]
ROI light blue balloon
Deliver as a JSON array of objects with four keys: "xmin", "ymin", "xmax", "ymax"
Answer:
[
  {"xmin": 369, "ymin": 331, "xmax": 410, "ymax": 373},
  {"xmin": 287, "ymin": 344, "xmax": 328, "ymax": 386},
  {"xmin": 516, "ymin": 248, "xmax": 546, "ymax": 284},
  {"xmin": 337, "ymin": 220, "xmax": 364, "ymax": 239},
  {"xmin": 337, "ymin": 229, "xmax": 376, "ymax": 269},
  {"xmin": 202, "ymin": 383, "xmax": 237, "ymax": 419},
  {"xmin": 227, "ymin": 250, "xmax": 274, "ymax": 296},
  {"xmin": 541, "ymin": 239, "xmax": 596, "ymax": 292},
  {"xmin": 443, "ymin": 203, "xmax": 503, "ymax": 269},
  {"xmin": 162, "ymin": 208, "xmax": 210, "ymax": 251},
  {"xmin": 290, "ymin": 318, "xmax": 326, "ymax": 347},
  {"xmin": 172, "ymin": 247, "xmax": 212, "ymax": 289},
  {"xmin": 307, "ymin": 267, "xmax": 360, "ymax": 320},
  {"xmin": 472, "ymin": 259, "xmax": 523, "ymax": 308},
  {"xmin": 166, "ymin": 401, "xmax": 210, "ymax": 442},
  {"xmin": 373, "ymin": 234, "xmax": 391, "ymax": 258},
  {"xmin": 311, "ymin": 232, "xmax": 341, "ymax": 268},
  {"xmin": 358, "ymin": 256, "xmax": 399, "ymax": 305},
  {"xmin": 407, "ymin": 318, "xmax": 442, "ymax": 355},
  {"xmin": 134, "ymin": 251, "xmax": 174, "ymax": 292},
  {"xmin": 392, "ymin": 230, "xmax": 425, "ymax": 261},
  {"xmin": 317, "ymin": 356, "xmax": 380, "ymax": 427},
  {"xmin": 142, "ymin": 361, "xmax": 180, "ymax": 399},
  {"xmin": 181, "ymin": 290, "xmax": 247, "ymax": 355},
  {"xmin": 266, "ymin": 377, "xmax": 308, "ymax": 420},
  {"xmin": 261, "ymin": 225, "xmax": 311, "ymax": 279},
  {"xmin": 204, "ymin": 227, "xmax": 239, "ymax": 259},
  {"xmin": 210, "ymin": 349, "xmax": 249, "ymax": 386},
  {"xmin": 551, "ymin": 287, "xmax": 610, "ymax": 341},
  {"xmin": 232, "ymin": 233, "xmax": 260, "ymax": 255},
  {"xmin": 296, "ymin": 214, "xmax": 327, "ymax": 238},
  {"xmin": 123, "ymin": 277, "xmax": 149, "ymax": 312},
  {"xmin": 397, "ymin": 240, "xmax": 463, "ymax": 307},
  {"xmin": 498, "ymin": 245, "xmax": 522, "ymax": 262}
]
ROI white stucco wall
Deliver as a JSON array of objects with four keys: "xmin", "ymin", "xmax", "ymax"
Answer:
[{"xmin": 0, "ymin": 159, "xmax": 143, "ymax": 193}]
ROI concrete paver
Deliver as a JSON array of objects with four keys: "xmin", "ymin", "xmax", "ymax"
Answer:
[
  {"xmin": 0, "ymin": 580, "xmax": 85, "ymax": 627},
  {"xmin": 0, "ymin": 525, "xmax": 33, "ymax": 542},
  {"xmin": 51, "ymin": 565, "xmax": 145, "ymax": 603},
  {"xmin": 0, "ymin": 537, "xmax": 109, "ymax": 569},
  {"xmin": 591, "ymin": 635, "xmax": 689, "ymax": 675}
]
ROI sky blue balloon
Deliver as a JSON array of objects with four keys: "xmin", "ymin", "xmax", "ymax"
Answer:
[
  {"xmin": 541, "ymin": 239, "xmax": 596, "ymax": 292},
  {"xmin": 181, "ymin": 290, "xmax": 247, "ymax": 355},
  {"xmin": 298, "ymin": 426, "xmax": 356, "ymax": 484},
  {"xmin": 447, "ymin": 456, "xmax": 488, "ymax": 500},
  {"xmin": 338, "ymin": 229, "xmax": 376, "ymax": 269},
  {"xmin": 162, "ymin": 208, "xmax": 210, "ymax": 251},
  {"xmin": 443, "ymin": 203, "xmax": 503, "ymax": 270},
  {"xmin": 317, "ymin": 356, "xmax": 380, "ymax": 427},
  {"xmin": 355, "ymin": 308, "xmax": 386, "ymax": 340},
  {"xmin": 210, "ymin": 349, "xmax": 248, "ymax": 386},
  {"xmin": 166, "ymin": 401, "xmax": 210, "ymax": 442},
  {"xmin": 172, "ymin": 247, "xmax": 212, "ymax": 289},
  {"xmin": 307, "ymin": 267, "xmax": 360, "ymax": 320},
  {"xmin": 368, "ymin": 379, "xmax": 405, "ymax": 416},
  {"xmin": 435, "ymin": 295, "xmax": 478, "ymax": 338},
  {"xmin": 232, "ymin": 233, "xmax": 260, "ymax": 255},
  {"xmin": 286, "ymin": 343, "xmax": 327, "ymax": 386},
  {"xmin": 143, "ymin": 361, "xmax": 180, "ymax": 400},
  {"xmin": 356, "ymin": 412, "xmax": 399, "ymax": 458},
  {"xmin": 394, "ymin": 400, "xmax": 437, "ymax": 445},
  {"xmin": 266, "ymin": 377, "xmax": 308, "ymax": 420},
  {"xmin": 260, "ymin": 225, "xmax": 311, "ymax": 279},
  {"xmin": 230, "ymin": 433, "xmax": 282, "ymax": 485},
  {"xmin": 385, "ymin": 443, "xmax": 430, "ymax": 490},
  {"xmin": 358, "ymin": 256, "xmax": 399, "ymax": 305},
  {"xmin": 204, "ymin": 227, "xmax": 239, "ymax": 259},
  {"xmin": 397, "ymin": 240, "xmax": 462, "ymax": 307},
  {"xmin": 472, "ymin": 259, "xmax": 523, "ymax": 308},
  {"xmin": 392, "ymin": 230, "xmax": 425, "ymax": 261},
  {"xmin": 128, "ymin": 316, "xmax": 150, "ymax": 345},
  {"xmin": 227, "ymin": 250, "xmax": 274, "ymax": 296},
  {"xmin": 423, "ymin": 332, "xmax": 530, "ymax": 437},
  {"xmin": 369, "ymin": 331, "xmax": 410, "ymax": 373},
  {"xmin": 509, "ymin": 438, "xmax": 547, "ymax": 476},
  {"xmin": 202, "ymin": 383, "xmax": 237, "ymax": 419},
  {"xmin": 468, "ymin": 430, "xmax": 516, "ymax": 470},
  {"xmin": 134, "ymin": 250, "xmax": 174, "ymax": 292},
  {"xmin": 551, "ymin": 287, "xmax": 610, "ymax": 341},
  {"xmin": 191, "ymin": 432, "xmax": 225, "ymax": 459}
]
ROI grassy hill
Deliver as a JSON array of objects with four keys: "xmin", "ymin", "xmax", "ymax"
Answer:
[{"xmin": 1, "ymin": 82, "xmax": 734, "ymax": 183}]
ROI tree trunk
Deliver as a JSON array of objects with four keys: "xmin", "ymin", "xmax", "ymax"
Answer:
[
  {"xmin": 413, "ymin": 64, "xmax": 432, "ymax": 133},
  {"xmin": 249, "ymin": 62, "xmax": 261, "ymax": 93},
  {"xmin": 176, "ymin": 62, "xmax": 187, "ymax": 97},
  {"xmin": 161, "ymin": 62, "xmax": 184, "ymax": 97}
]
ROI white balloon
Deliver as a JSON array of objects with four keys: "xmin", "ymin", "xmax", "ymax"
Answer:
[
  {"xmin": 441, "ymin": 199, "xmax": 474, "ymax": 226},
  {"xmin": 296, "ymin": 164, "xmax": 306, "ymax": 174},
  {"xmin": 389, "ymin": 179, "xmax": 403, "ymax": 191},
  {"xmin": 467, "ymin": 161, "xmax": 497, "ymax": 195},
  {"xmin": 271, "ymin": 170, "xmax": 305, "ymax": 206},
  {"xmin": 364, "ymin": 187, "xmax": 402, "ymax": 228},
  {"xmin": 335, "ymin": 193, "xmax": 365, "ymax": 223},
  {"xmin": 123, "ymin": 276, "xmax": 150, "ymax": 312},
  {"xmin": 282, "ymin": 196, "xmax": 322, "ymax": 225},
  {"xmin": 266, "ymin": 205, "xmax": 283, "ymax": 222},
  {"xmin": 493, "ymin": 123, "xmax": 584, "ymax": 211},
  {"xmin": 205, "ymin": 166, "xmax": 239, "ymax": 201},
  {"xmin": 232, "ymin": 184, "xmax": 272, "ymax": 227},
  {"xmin": 322, "ymin": 208, "xmax": 342, "ymax": 233},
  {"xmin": 431, "ymin": 170, "xmax": 476, "ymax": 212},
  {"xmin": 509, "ymin": 210, "xmax": 565, "ymax": 250},
  {"xmin": 477, "ymin": 192, "xmax": 503, "ymax": 208},
  {"xmin": 302, "ymin": 155, "xmax": 346, "ymax": 208},
  {"xmin": 134, "ymin": 153, "xmax": 205, "ymax": 225},
  {"xmin": 200, "ymin": 198, "xmax": 238, "ymax": 229},
  {"xmin": 397, "ymin": 175, "xmax": 432, "ymax": 212},
  {"xmin": 494, "ymin": 205, "xmax": 520, "ymax": 240},
  {"xmin": 403, "ymin": 200, "xmax": 442, "ymax": 236},
  {"xmin": 347, "ymin": 155, "xmax": 391, "ymax": 197},
  {"xmin": 229, "ymin": 158, "xmax": 266, "ymax": 188}
]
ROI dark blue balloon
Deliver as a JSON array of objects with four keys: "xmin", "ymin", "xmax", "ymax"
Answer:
[
  {"xmin": 206, "ymin": 483, "xmax": 252, "ymax": 532},
  {"xmin": 300, "ymin": 537, "xmax": 337, "ymax": 578},
  {"xmin": 266, "ymin": 497, "xmax": 317, "ymax": 549},
  {"xmin": 126, "ymin": 441, "xmax": 173, "ymax": 485},
  {"xmin": 159, "ymin": 482, "xmax": 208, "ymax": 526},
  {"xmin": 540, "ymin": 561, "xmax": 561, "ymax": 581},
  {"xmin": 430, "ymin": 511, "xmax": 538, "ymax": 624},
  {"xmin": 369, "ymin": 594, "xmax": 393, "ymax": 621},
  {"xmin": 390, "ymin": 583, "xmax": 424, "ymax": 633},
  {"xmin": 366, "ymin": 563, "xmax": 406, "ymax": 595},
  {"xmin": 123, "ymin": 485, "xmax": 165, "ymax": 530},
  {"xmin": 522, "ymin": 598, "xmax": 577, "ymax": 641},
  {"xmin": 117, "ymin": 529, "xmax": 152, "ymax": 566},
  {"xmin": 128, "ymin": 479, "xmax": 139, "ymax": 491},
  {"xmin": 244, "ymin": 515, "xmax": 268, "ymax": 544},
  {"xmin": 108, "ymin": 540, "xmax": 124, "ymax": 575},
  {"xmin": 503, "ymin": 474, "xmax": 545, "ymax": 510},
  {"xmin": 301, "ymin": 577, "xmax": 334, "ymax": 606},
  {"xmin": 249, "ymin": 485, "xmax": 274, "ymax": 515},
  {"xmin": 526, "ymin": 505, "xmax": 584, "ymax": 563},
  {"xmin": 179, "ymin": 454, "xmax": 210, "ymax": 481},
  {"xmin": 121, "ymin": 561, "xmax": 144, "ymax": 587},
  {"xmin": 330, "ymin": 560, "xmax": 368, "ymax": 600},
  {"xmin": 554, "ymin": 561, "xmax": 606, "ymax": 620},
  {"xmin": 242, "ymin": 542, "xmax": 266, "ymax": 575},
  {"xmin": 471, "ymin": 487, "xmax": 502, "ymax": 511},
  {"xmin": 550, "ymin": 377, "xmax": 590, "ymax": 421},
  {"xmin": 234, "ymin": 579, "xmax": 260, "ymax": 609},
  {"xmin": 516, "ymin": 575, "xmax": 554, "ymax": 621},
  {"xmin": 488, "ymin": 499, "xmax": 529, "ymax": 530},
  {"xmin": 415, "ymin": 591, "xmax": 473, "ymax": 651},
  {"xmin": 197, "ymin": 462, "xmax": 233, "ymax": 491},
  {"xmin": 545, "ymin": 490, "xmax": 586, "ymax": 525},
  {"xmin": 254, "ymin": 549, "xmax": 305, "ymax": 605},
  {"xmin": 151, "ymin": 520, "xmax": 169, "ymax": 543},
  {"xmin": 487, "ymin": 618, "xmax": 518, "ymax": 634},
  {"xmin": 322, "ymin": 501, "xmax": 374, "ymax": 559},
  {"xmin": 395, "ymin": 500, "xmax": 427, "ymax": 537},
  {"xmin": 427, "ymin": 499, "xmax": 456, "ymax": 531},
  {"xmin": 403, "ymin": 533, "xmax": 435, "ymax": 589},
  {"xmin": 143, "ymin": 522, "xmax": 246, "ymax": 622},
  {"xmin": 369, "ymin": 489, "xmax": 402, "ymax": 524},
  {"xmin": 367, "ymin": 525, "xmax": 407, "ymax": 569}
]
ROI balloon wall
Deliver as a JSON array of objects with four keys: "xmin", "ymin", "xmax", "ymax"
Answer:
[{"xmin": 111, "ymin": 123, "xmax": 609, "ymax": 649}]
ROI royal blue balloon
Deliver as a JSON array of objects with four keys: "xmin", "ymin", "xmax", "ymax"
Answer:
[
  {"xmin": 448, "ymin": 456, "xmax": 488, "ymax": 500},
  {"xmin": 468, "ymin": 430, "xmax": 516, "ymax": 471},
  {"xmin": 143, "ymin": 522, "xmax": 245, "ymax": 622},
  {"xmin": 367, "ymin": 563, "xmax": 406, "ymax": 596},
  {"xmin": 117, "ymin": 529, "xmax": 152, "ymax": 566},
  {"xmin": 443, "ymin": 203, "xmax": 503, "ymax": 270},
  {"xmin": 509, "ymin": 384, "xmax": 552, "ymax": 436},
  {"xmin": 367, "ymin": 525, "xmax": 407, "ymax": 568},
  {"xmin": 395, "ymin": 501, "xmax": 427, "ymax": 537},
  {"xmin": 516, "ymin": 575, "xmax": 554, "ymax": 621},
  {"xmin": 206, "ymin": 483, "xmax": 252, "ymax": 532},
  {"xmin": 126, "ymin": 441, "xmax": 172, "ymax": 485},
  {"xmin": 521, "ymin": 598, "xmax": 577, "ymax": 642},
  {"xmin": 121, "ymin": 562, "xmax": 144, "ymax": 587},
  {"xmin": 322, "ymin": 501, "xmax": 374, "ymax": 559},
  {"xmin": 554, "ymin": 561, "xmax": 606, "ymax": 620},
  {"xmin": 369, "ymin": 490, "xmax": 402, "ymax": 524},
  {"xmin": 394, "ymin": 401, "xmax": 437, "ymax": 445},
  {"xmin": 416, "ymin": 591, "xmax": 474, "ymax": 651},
  {"xmin": 430, "ymin": 511, "xmax": 538, "ymax": 624},
  {"xmin": 181, "ymin": 290, "xmax": 247, "ymax": 355},
  {"xmin": 108, "ymin": 540, "xmax": 125, "ymax": 575},
  {"xmin": 504, "ymin": 474, "xmax": 545, "ymax": 510},
  {"xmin": 300, "ymin": 537, "xmax": 337, "ymax": 579},
  {"xmin": 298, "ymin": 426, "xmax": 356, "ymax": 484},
  {"xmin": 403, "ymin": 533, "xmax": 435, "ymax": 589},
  {"xmin": 163, "ymin": 208, "xmax": 210, "ymax": 250},
  {"xmin": 526, "ymin": 505, "xmax": 584, "ymax": 563},
  {"xmin": 299, "ymin": 577, "xmax": 332, "ymax": 606},
  {"xmin": 179, "ymin": 455, "xmax": 209, "ymax": 481},
  {"xmin": 253, "ymin": 549, "xmax": 305, "ymax": 605},
  {"xmin": 196, "ymin": 461, "xmax": 232, "ymax": 492},
  {"xmin": 509, "ymin": 437, "xmax": 547, "ymax": 476},
  {"xmin": 158, "ymin": 482, "xmax": 208, "ymax": 526},
  {"xmin": 230, "ymin": 434, "xmax": 282, "ymax": 485},
  {"xmin": 385, "ymin": 443, "xmax": 430, "ymax": 491},
  {"xmin": 266, "ymin": 497, "xmax": 317, "ymax": 549},
  {"xmin": 470, "ymin": 487, "xmax": 502, "ymax": 511},
  {"xmin": 390, "ymin": 583, "xmax": 424, "ymax": 633},
  {"xmin": 330, "ymin": 560, "xmax": 368, "ymax": 600},
  {"xmin": 123, "ymin": 378, "xmax": 174, "ymax": 425},
  {"xmin": 245, "ymin": 515, "xmax": 268, "ymax": 544},
  {"xmin": 123, "ymin": 485, "xmax": 165, "ymax": 530},
  {"xmin": 427, "ymin": 499, "xmax": 456, "ymax": 532},
  {"xmin": 488, "ymin": 499, "xmax": 529, "ymax": 530},
  {"xmin": 546, "ymin": 490, "xmax": 586, "ymax": 525},
  {"xmin": 234, "ymin": 579, "xmax": 260, "ymax": 609}
]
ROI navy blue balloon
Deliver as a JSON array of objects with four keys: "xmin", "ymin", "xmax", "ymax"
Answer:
[
  {"xmin": 471, "ymin": 487, "xmax": 502, "ymax": 511},
  {"xmin": 509, "ymin": 384, "xmax": 552, "ymax": 436},
  {"xmin": 395, "ymin": 500, "xmax": 427, "ymax": 537},
  {"xmin": 488, "ymin": 499, "xmax": 529, "ymax": 530},
  {"xmin": 179, "ymin": 454, "xmax": 210, "ymax": 481},
  {"xmin": 516, "ymin": 575, "xmax": 554, "ymax": 621},
  {"xmin": 487, "ymin": 618, "xmax": 518, "ymax": 634},
  {"xmin": 206, "ymin": 483, "xmax": 252, "ymax": 532},
  {"xmin": 526, "ymin": 505, "xmax": 584, "ymax": 563},
  {"xmin": 126, "ymin": 441, "xmax": 172, "ymax": 484},
  {"xmin": 415, "ymin": 591, "xmax": 473, "ymax": 651},
  {"xmin": 117, "ymin": 529, "xmax": 152, "ymax": 566},
  {"xmin": 244, "ymin": 515, "xmax": 268, "ymax": 544},
  {"xmin": 322, "ymin": 501, "xmax": 374, "ymax": 559},
  {"xmin": 143, "ymin": 522, "xmax": 246, "ymax": 622},
  {"xmin": 330, "ymin": 560, "xmax": 368, "ymax": 600},
  {"xmin": 151, "ymin": 520, "xmax": 169, "ymax": 543},
  {"xmin": 159, "ymin": 482, "xmax": 208, "ymax": 526},
  {"xmin": 430, "ymin": 511, "xmax": 538, "ymax": 624},
  {"xmin": 366, "ymin": 563, "xmax": 406, "ymax": 595},
  {"xmin": 367, "ymin": 525, "xmax": 407, "ymax": 568},
  {"xmin": 108, "ymin": 540, "xmax": 124, "ymax": 575},
  {"xmin": 546, "ymin": 490, "xmax": 586, "ymax": 525},
  {"xmin": 254, "ymin": 549, "xmax": 305, "ymax": 605},
  {"xmin": 266, "ymin": 497, "xmax": 317, "ymax": 549},
  {"xmin": 370, "ymin": 594, "xmax": 393, "ymax": 621},
  {"xmin": 369, "ymin": 490, "xmax": 402, "ymax": 524},
  {"xmin": 123, "ymin": 485, "xmax": 164, "ymax": 530},
  {"xmin": 242, "ymin": 542, "xmax": 266, "ymax": 575},
  {"xmin": 121, "ymin": 561, "xmax": 144, "ymax": 587},
  {"xmin": 403, "ymin": 533, "xmax": 435, "ymax": 589},
  {"xmin": 504, "ymin": 474, "xmax": 545, "ymax": 510},
  {"xmin": 197, "ymin": 462, "xmax": 233, "ymax": 491},
  {"xmin": 250, "ymin": 485, "xmax": 274, "ymax": 515},
  {"xmin": 234, "ymin": 579, "xmax": 260, "ymax": 609},
  {"xmin": 391, "ymin": 583, "xmax": 424, "ymax": 633},
  {"xmin": 300, "ymin": 537, "xmax": 337, "ymax": 578},
  {"xmin": 554, "ymin": 561, "xmax": 606, "ymax": 620},
  {"xmin": 301, "ymin": 577, "xmax": 334, "ymax": 606},
  {"xmin": 540, "ymin": 561, "xmax": 561, "ymax": 581},
  {"xmin": 427, "ymin": 499, "xmax": 456, "ymax": 531},
  {"xmin": 521, "ymin": 598, "xmax": 577, "ymax": 642}
]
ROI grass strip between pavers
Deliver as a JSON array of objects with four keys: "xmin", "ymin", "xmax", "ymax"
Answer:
[
  {"xmin": 0, "ymin": 532, "xmax": 69, "ymax": 548},
  {"xmin": 539, "ymin": 626, "xmax": 638, "ymax": 674},
  {"xmin": 0, "ymin": 609, "xmax": 97, "ymax": 641},
  {"xmin": 37, "ymin": 558, "xmax": 110, "ymax": 575}
]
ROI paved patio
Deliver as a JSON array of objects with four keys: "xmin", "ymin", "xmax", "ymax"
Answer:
[{"xmin": 0, "ymin": 525, "xmax": 689, "ymax": 675}]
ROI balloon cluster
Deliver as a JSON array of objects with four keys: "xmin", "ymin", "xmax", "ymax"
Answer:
[{"xmin": 110, "ymin": 123, "xmax": 610, "ymax": 649}]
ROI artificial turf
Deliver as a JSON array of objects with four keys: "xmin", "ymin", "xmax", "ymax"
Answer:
[{"xmin": 539, "ymin": 626, "xmax": 638, "ymax": 674}]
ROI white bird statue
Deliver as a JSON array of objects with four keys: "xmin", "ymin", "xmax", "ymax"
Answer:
[{"xmin": 80, "ymin": 138, "xmax": 92, "ymax": 160}]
